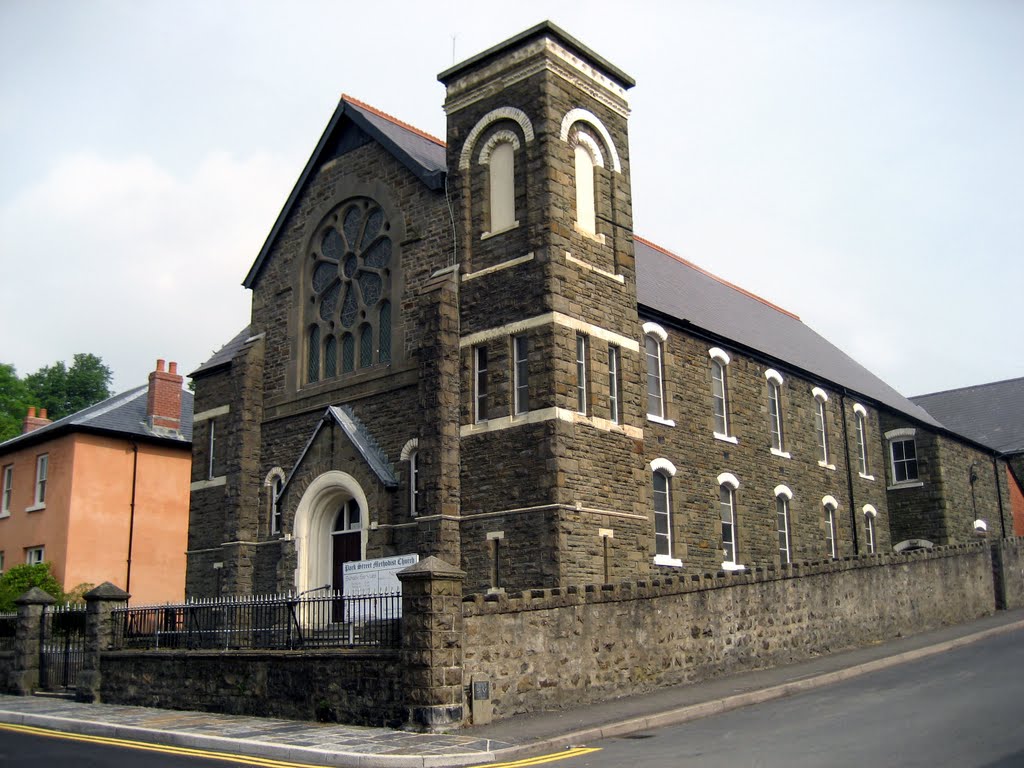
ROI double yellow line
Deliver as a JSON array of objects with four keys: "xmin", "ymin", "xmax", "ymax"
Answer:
[{"xmin": 0, "ymin": 722, "xmax": 601, "ymax": 767}]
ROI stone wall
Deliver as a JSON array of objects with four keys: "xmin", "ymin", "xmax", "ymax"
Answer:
[
  {"xmin": 98, "ymin": 650, "xmax": 404, "ymax": 726},
  {"xmin": 462, "ymin": 543, "xmax": 996, "ymax": 721},
  {"xmin": 993, "ymin": 536, "xmax": 1024, "ymax": 611}
]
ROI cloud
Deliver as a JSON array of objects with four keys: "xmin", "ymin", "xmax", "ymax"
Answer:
[{"xmin": 0, "ymin": 149, "xmax": 294, "ymax": 391}]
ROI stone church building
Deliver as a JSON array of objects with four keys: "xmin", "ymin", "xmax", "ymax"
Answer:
[{"xmin": 185, "ymin": 22, "xmax": 1016, "ymax": 600}]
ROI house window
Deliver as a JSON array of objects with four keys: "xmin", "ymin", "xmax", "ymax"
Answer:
[
  {"xmin": 653, "ymin": 471, "xmax": 672, "ymax": 558},
  {"xmin": 1, "ymin": 464, "xmax": 11, "ymax": 516},
  {"xmin": 888, "ymin": 430, "xmax": 921, "ymax": 483},
  {"xmin": 26, "ymin": 546, "xmax": 44, "ymax": 566},
  {"xmin": 488, "ymin": 140, "xmax": 516, "ymax": 234},
  {"xmin": 513, "ymin": 335, "xmax": 529, "ymax": 415},
  {"xmin": 0, "ymin": 551, "xmax": 4, "ymax": 574},
  {"xmin": 34, "ymin": 454, "xmax": 48, "ymax": 506},
  {"xmin": 306, "ymin": 197, "xmax": 394, "ymax": 383},
  {"xmin": 608, "ymin": 345, "xmax": 621, "ymax": 424},
  {"xmin": 765, "ymin": 369, "xmax": 785, "ymax": 453},
  {"xmin": 775, "ymin": 485, "xmax": 793, "ymax": 565},
  {"xmin": 720, "ymin": 485, "xmax": 737, "ymax": 565},
  {"xmin": 409, "ymin": 451, "xmax": 420, "ymax": 517},
  {"xmin": 709, "ymin": 348, "xmax": 731, "ymax": 438},
  {"xmin": 574, "ymin": 140, "xmax": 597, "ymax": 234},
  {"xmin": 270, "ymin": 476, "xmax": 283, "ymax": 535},
  {"xmin": 813, "ymin": 388, "xmax": 830, "ymax": 465},
  {"xmin": 474, "ymin": 346, "xmax": 488, "ymax": 423},
  {"xmin": 864, "ymin": 505, "xmax": 877, "ymax": 554},
  {"xmin": 824, "ymin": 499, "xmax": 838, "ymax": 559},
  {"xmin": 576, "ymin": 333, "xmax": 589, "ymax": 415},
  {"xmin": 207, "ymin": 420, "xmax": 217, "ymax": 480},
  {"xmin": 855, "ymin": 404, "xmax": 869, "ymax": 476},
  {"xmin": 651, "ymin": 458, "xmax": 680, "ymax": 566},
  {"xmin": 643, "ymin": 323, "xmax": 668, "ymax": 420}
]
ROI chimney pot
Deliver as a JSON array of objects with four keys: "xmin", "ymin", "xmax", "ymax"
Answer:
[
  {"xmin": 169, "ymin": 361, "xmax": 177, "ymax": 375},
  {"xmin": 28, "ymin": 406, "xmax": 36, "ymax": 418},
  {"xmin": 156, "ymin": 358, "xmax": 166, "ymax": 372},
  {"xmin": 22, "ymin": 406, "xmax": 52, "ymax": 434},
  {"xmin": 39, "ymin": 408, "xmax": 47, "ymax": 419},
  {"xmin": 147, "ymin": 356, "xmax": 183, "ymax": 433}
]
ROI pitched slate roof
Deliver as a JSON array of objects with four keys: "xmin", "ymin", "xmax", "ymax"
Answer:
[
  {"xmin": 911, "ymin": 378, "xmax": 1024, "ymax": 455},
  {"xmin": 0, "ymin": 386, "xmax": 193, "ymax": 452},
  {"xmin": 634, "ymin": 237, "xmax": 943, "ymax": 429},
  {"xmin": 242, "ymin": 96, "xmax": 447, "ymax": 290},
  {"xmin": 190, "ymin": 325, "xmax": 252, "ymax": 378}
]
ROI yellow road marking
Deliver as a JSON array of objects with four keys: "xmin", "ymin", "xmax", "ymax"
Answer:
[
  {"xmin": 0, "ymin": 722, "xmax": 325, "ymax": 767},
  {"xmin": 475, "ymin": 746, "xmax": 602, "ymax": 767}
]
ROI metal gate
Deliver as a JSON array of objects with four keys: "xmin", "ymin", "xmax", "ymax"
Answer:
[{"xmin": 39, "ymin": 604, "xmax": 86, "ymax": 692}]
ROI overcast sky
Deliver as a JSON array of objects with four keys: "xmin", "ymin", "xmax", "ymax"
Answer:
[{"xmin": 1, "ymin": 0, "xmax": 1021, "ymax": 399}]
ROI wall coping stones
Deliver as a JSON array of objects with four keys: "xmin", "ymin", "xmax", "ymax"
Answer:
[{"xmin": 462, "ymin": 541, "xmax": 991, "ymax": 617}]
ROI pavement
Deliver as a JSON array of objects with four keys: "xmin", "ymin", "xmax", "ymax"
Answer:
[{"xmin": 1, "ymin": 608, "xmax": 1023, "ymax": 768}]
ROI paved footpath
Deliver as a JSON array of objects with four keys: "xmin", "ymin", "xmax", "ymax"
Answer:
[{"xmin": 1, "ymin": 609, "xmax": 1022, "ymax": 768}]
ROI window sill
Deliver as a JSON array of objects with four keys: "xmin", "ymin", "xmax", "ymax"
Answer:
[
  {"xmin": 721, "ymin": 561, "xmax": 746, "ymax": 572},
  {"xmin": 818, "ymin": 461, "xmax": 836, "ymax": 471},
  {"xmin": 714, "ymin": 433, "xmax": 738, "ymax": 445},
  {"xmin": 859, "ymin": 472, "xmax": 875, "ymax": 481},
  {"xmin": 25, "ymin": 503, "xmax": 46, "ymax": 513},
  {"xmin": 647, "ymin": 414, "xmax": 676, "ymax": 427},
  {"xmin": 480, "ymin": 221, "xmax": 519, "ymax": 241},
  {"xmin": 654, "ymin": 555, "xmax": 683, "ymax": 568},
  {"xmin": 888, "ymin": 481, "xmax": 924, "ymax": 490},
  {"xmin": 190, "ymin": 476, "xmax": 227, "ymax": 491},
  {"xmin": 0, "ymin": 510, "xmax": 9, "ymax": 519},
  {"xmin": 771, "ymin": 448, "xmax": 791, "ymax": 459},
  {"xmin": 573, "ymin": 222, "xmax": 606, "ymax": 244}
]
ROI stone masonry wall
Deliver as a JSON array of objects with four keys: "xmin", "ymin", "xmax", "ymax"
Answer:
[
  {"xmin": 463, "ymin": 543, "xmax": 995, "ymax": 721},
  {"xmin": 99, "ymin": 650, "xmax": 404, "ymax": 726},
  {"xmin": 993, "ymin": 536, "xmax": 1024, "ymax": 610}
]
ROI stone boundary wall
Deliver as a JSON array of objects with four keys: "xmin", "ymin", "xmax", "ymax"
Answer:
[
  {"xmin": 994, "ymin": 536, "xmax": 1024, "ymax": 610},
  {"xmin": 0, "ymin": 651, "xmax": 11, "ymax": 690},
  {"xmin": 463, "ymin": 543, "xmax": 996, "ymax": 720},
  {"xmin": 98, "ymin": 649, "xmax": 404, "ymax": 726}
]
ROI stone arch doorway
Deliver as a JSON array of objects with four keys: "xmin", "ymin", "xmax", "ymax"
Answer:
[{"xmin": 293, "ymin": 470, "xmax": 368, "ymax": 597}]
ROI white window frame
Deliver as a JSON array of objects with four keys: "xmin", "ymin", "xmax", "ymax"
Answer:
[
  {"xmin": 207, "ymin": 420, "xmax": 217, "ymax": 480},
  {"xmin": 26, "ymin": 546, "xmax": 44, "ymax": 566},
  {"xmin": 644, "ymin": 323, "xmax": 669, "ymax": 423},
  {"xmin": 1, "ymin": 464, "xmax": 12, "ymax": 517},
  {"xmin": 575, "ymin": 333, "xmax": 588, "ymax": 415},
  {"xmin": 409, "ymin": 450, "xmax": 420, "ymax": 517},
  {"xmin": 775, "ymin": 484, "xmax": 793, "ymax": 565},
  {"xmin": 34, "ymin": 454, "xmax": 48, "ymax": 507},
  {"xmin": 812, "ymin": 388, "xmax": 832, "ymax": 468},
  {"xmin": 573, "ymin": 134, "xmax": 598, "ymax": 235},
  {"xmin": 717, "ymin": 472, "xmax": 741, "ymax": 569},
  {"xmin": 0, "ymin": 551, "xmax": 5, "ymax": 574},
  {"xmin": 886, "ymin": 428, "xmax": 920, "ymax": 486},
  {"xmin": 608, "ymin": 344, "xmax": 621, "ymax": 425},
  {"xmin": 513, "ymin": 334, "xmax": 529, "ymax": 416},
  {"xmin": 854, "ymin": 403, "xmax": 871, "ymax": 478},
  {"xmin": 765, "ymin": 369, "xmax": 787, "ymax": 456},
  {"xmin": 823, "ymin": 497, "xmax": 838, "ymax": 559},
  {"xmin": 474, "ymin": 346, "xmax": 489, "ymax": 423},
  {"xmin": 271, "ymin": 476, "xmax": 283, "ymax": 535},
  {"xmin": 863, "ymin": 504, "xmax": 877, "ymax": 554},
  {"xmin": 709, "ymin": 348, "xmax": 734, "ymax": 442},
  {"xmin": 486, "ymin": 139, "xmax": 517, "ymax": 236},
  {"xmin": 651, "ymin": 459, "xmax": 681, "ymax": 567}
]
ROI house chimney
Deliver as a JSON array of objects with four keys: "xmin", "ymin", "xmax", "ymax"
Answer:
[
  {"xmin": 147, "ymin": 358, "xmax": 183, "ymax": 433},
  {"xmin": 22, "ymin": 406, "xmax": 53, "ymax": 434}
]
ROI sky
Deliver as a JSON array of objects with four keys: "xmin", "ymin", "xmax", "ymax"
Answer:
[{"xmin": 1, "ymin": 0, "xmax": 1021, "ymax": 399}]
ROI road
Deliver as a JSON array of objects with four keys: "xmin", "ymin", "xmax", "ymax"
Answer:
[{"xmin": 569, "ymin": 627, "xmax": 1024, "ymax": 768}]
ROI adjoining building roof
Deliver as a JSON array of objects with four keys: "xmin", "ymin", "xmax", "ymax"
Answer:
[
  {"xmin": 634, "ymin": 237, "xmax": 943, "ymax": 429},
  {"xmin": 242, "ymin": 96, "xmax": 447, "ymax": 290},
  {"xmin": 190, "ymin": 325, "xmax": 252, "ymax": 378},
  {"xmin": 911, "ymin": 378, "xmax": 1024, "ymax": 455},
  {"xmin": 0, "ymin": 386, "xmax": 194, "ymax": 452}
]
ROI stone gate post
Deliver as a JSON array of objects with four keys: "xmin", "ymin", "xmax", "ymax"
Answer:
[
  {"xmin": 9, "ymin": 587, "xmax": 55, "ymax": 695},
  {"xmin": 76, "ymin": 582, "xmax": 130, "ymax": 703},
  {"xmin": 397, "ymin": 556, "xmax": 466, "ymax": 731}
]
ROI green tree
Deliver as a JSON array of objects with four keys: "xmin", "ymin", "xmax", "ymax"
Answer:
[
  {"xmin": 0, "ymin": 562, "xmax": 65, "ymax": 611},
  {"xmin": 24, "ymin": 353, "xmax": 113, "ymax": 420},
  {"xmin": 0, "ymin": 363, "xmax": 30, "ymax": 442}
]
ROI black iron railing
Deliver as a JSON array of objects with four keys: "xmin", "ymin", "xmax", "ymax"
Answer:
[
  {"xmin": 40, "ymin": 604, "xmax": 87, "ymax": 691},
  {"xmin": 112, "ymin": 591, "xmax": 401, "ymax": 651},
  {"xmin": 0, "ymin": 611, "xmax": 16, "ymax": 652}
]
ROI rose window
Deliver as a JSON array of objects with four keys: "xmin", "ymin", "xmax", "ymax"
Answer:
[{"xmin": 307, "ymin": 198, "xmax": 393, "ymax": 383}]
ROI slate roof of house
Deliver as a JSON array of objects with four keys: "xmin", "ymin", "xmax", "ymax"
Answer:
[
  {"xmin": 190, "ymin": 325, "xmax": 253, "ymax": 378},
  {"xmin": 634, "ymin": 237, "xmax": 943, "ymax": 429},
  {"xmin": 0, "ymin": 386, "xmax": 194, "ymax": 453},
  {"xmin": 911, "ymin": 378, "xmax": 1024, "ymax": 455}
]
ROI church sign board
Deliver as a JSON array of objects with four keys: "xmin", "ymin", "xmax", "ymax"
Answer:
[{"xmin": 343, "ymin": 553, "xmax": 419, "ymax": 620}]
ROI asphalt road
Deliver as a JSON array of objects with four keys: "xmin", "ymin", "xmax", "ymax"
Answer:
[{"xmin": 569, "ymin": 628, "xmax": 1024, "ymax": 768}]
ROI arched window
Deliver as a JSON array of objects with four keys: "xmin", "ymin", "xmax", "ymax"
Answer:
[
  {"xmin": 643, "ymin": 323, "xmax": 668, "ymax": 421},
  {"xmin": 489, "ymin": 141, "xmax": 516, "ymax": 233},
  {"xmin": 409, "ymin": 451, "xmax": 420, "ymax": 517},
  {"xmin": 718, "ymin": 472, "xmax": 740, "ymax": 567},
  {"xmin": 651, "ymin": 458, "xmax": 679, "ymax": 566},
  {"xmin": 306, "ymin": 197, "xmax": 394, "ymax": 383},
  {"xmin": 812, "ymin": 388, "xmax": 830, "ymax": 466},
  {"xmin": 341, "ymin": 333, "xmax": 355, "ymax": 373},
  {"xmin": 775, "ymin": 485, "xmax": 793, "ymax": 565},
  {"xmin": 574, "ymin": 141, "xmax": 596, "ymax": 234},
  {"xmin": 823, "ymin": 496, "xmax": 839, "ymax": 559},
  {"xmin": 271, "ymin": 476, "xmax": 284, "ymax": 535},
  {"xmin": 854, "ymin": 403, "xmax": 870, "ymax": 476},
  {"xmin": 710, "ymin": 348, "xmax": 732, "ymax": 438},
  {"xmin": 765, "ymin": 369, "xmax": 785, "ymax": 453},
  {"xmin": 863, "ymin": 504, "xmax": 878, "ymax": 554}
]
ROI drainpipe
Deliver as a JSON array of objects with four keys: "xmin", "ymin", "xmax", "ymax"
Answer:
[
  {"xmin": 126, "ymin": 442, "xmax": 139, "ymax": 595},
  {"xmin": 992, "ymin": 456, "xmax": 1007, "ymax": 539},
  {"xmin": 839, "ymin": 393, "xmax": 860, "ymax": 554}
]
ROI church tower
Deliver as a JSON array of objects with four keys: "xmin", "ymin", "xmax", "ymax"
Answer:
[{"xmin": 440, "ymin": 23, "xmax": 650, "ymax": 592}]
